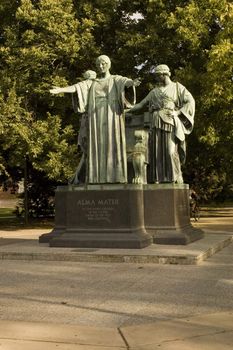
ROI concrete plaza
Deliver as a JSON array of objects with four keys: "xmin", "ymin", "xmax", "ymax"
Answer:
[{"xmin": 0, "ymin": 211, "xmax": 233, "ymax": 349}]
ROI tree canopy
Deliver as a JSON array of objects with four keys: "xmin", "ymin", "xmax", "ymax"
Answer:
[{"xmin": 0, "ymin": 0, "xmax": 232, "ymax": 201}]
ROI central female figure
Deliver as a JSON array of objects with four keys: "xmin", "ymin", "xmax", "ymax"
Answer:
[{"xmin": 75, "ymin": 55, "xmax": 139, "ymax": 184}]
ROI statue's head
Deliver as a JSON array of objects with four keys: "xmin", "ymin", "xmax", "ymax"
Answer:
[
  {"xmin": 83, "ymin": 70, "xmax": 97, "ymax": 80},
  {"xmin": 154, "ymin": 64, "xmax": 171, "ymax": 84},
  {"xmin": 154, "ymin": 64, "xmax": 171, "ymax": 76},
  {"xmin": 96, "ymin": 55, "xmax": 111, "ymax": 74}
]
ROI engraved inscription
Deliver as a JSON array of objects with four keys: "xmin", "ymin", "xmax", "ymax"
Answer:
[
  {"xmin": 77, "ymin": 198, "xmax": 119, "ymax": 223},
  {"xmin": 85, "ymin": 207, "xmax": 114, "ymax": 223}
]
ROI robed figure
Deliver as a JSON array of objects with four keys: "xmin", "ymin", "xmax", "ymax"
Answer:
[{"xmin": 50, "ymin": 55, "xmax": 140, "ymax": 184}]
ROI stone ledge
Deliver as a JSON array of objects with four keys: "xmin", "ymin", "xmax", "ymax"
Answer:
[{"xmin": 0, "ymin": 233, "xmax": 232, "ymax": 265}]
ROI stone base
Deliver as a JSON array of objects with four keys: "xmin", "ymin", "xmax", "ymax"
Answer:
[
  {"xmin": 3, "ymin": 232, "xmax": 232, "ymax": 264},
  {"xmin": 39, "ymin": 183, "xmax": 204, "ymax": 248},
  {"xmin": 47, "ymin": 230, "xmax": 151, "ymax": 249},
  {"xmin": 143, "ymin": 184, "xmax": 204, "ymax": 245},
  {"xmin": 39, "ymin": 229, "xmax": 63, "ymax": 244},
  {"xmin": 39, "ymin": 185, "xmax": 152, "ymax": 249},
  {"xmin": 153, "ymin": 226, "xmax": 204, "ymax": 245}
]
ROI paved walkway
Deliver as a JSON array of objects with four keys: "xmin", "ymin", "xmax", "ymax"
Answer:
[
  {"xmin": 0, "ymin": 214, "xmax": 232, "ymax": 349},
  {"xmin": 0, "ymin": 311, "xmax": 233, "ymax": 349}
]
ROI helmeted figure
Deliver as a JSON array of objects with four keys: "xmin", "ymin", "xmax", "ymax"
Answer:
[{"xmin": 128, "ymin": 64, "xmax": 195, "ymax": 183}]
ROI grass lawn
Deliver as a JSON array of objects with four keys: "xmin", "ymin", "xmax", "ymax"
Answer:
[
  {"xmin": 0, "ymin": 208, "xmax": 16, "ymax": 218},
  {"xmin": 202, "ymin": 202, "xmax": 233, "ymax": 208},
  {"xmin": 0, "ymin": 207, "xmax": 54, "ymax": 229}
]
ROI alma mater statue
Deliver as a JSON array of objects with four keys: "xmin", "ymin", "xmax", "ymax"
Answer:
[
  {"xmin": 50, "ymin": 55, "xmax": 140, "ymax": 184},
  {"xmin": 43, "ymin": 62, "xmax": 203, "ymax": 248},
  {"xmin": 128, "ymin": 64, "xmax": 195, "ymax": 184}
]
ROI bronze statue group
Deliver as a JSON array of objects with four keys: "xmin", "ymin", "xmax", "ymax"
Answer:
[{"xmin": 50, "ymin": 55, "xmax": 195, "ymax": 185}]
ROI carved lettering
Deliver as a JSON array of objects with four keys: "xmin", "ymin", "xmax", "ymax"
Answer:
[
  {"xmin": 77, "ymin": 198, "xmax": 119, "ymax": 206},
  {"xmin": 98, "ymin": 199, "xmax": 119, "ymax": 205},
  {"xmin": 77, "ymin": 199, "xmax": 95, "ymax": 205}
]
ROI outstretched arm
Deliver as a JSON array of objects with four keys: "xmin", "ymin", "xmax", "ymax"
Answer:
[
  {"xmin": 125, "ymin": 78, "xmax": 141, "ymax": 88},
  {"xmin": 128, "ymin": 95, "xmax": 148, "ymax": 113},
  {"xmin": 50, "ymin": 85, "xmax": 76, "ymax": 94}
]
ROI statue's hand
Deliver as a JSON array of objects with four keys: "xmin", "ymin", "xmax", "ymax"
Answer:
[
  {"xmin": 171, "ymin": 110, "xmax": 180, "ymax": 118},
  {"xmin": 49, "ymin": 86, "xmax": 62, "ymax": 94},
  {"xmin": 133, "ymin": 78, "xmax": 141, "ymax": 87},
  {"xmin": 124, "ymin": 108, "xmax": 132, "ymax": 113},
  {"xmin": 172, "ymin": 109, "xmax": 181, "ymax": 118}
]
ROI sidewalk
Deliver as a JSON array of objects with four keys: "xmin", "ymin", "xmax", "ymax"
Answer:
[
  {"xmin": 0, "ymin": 312, "xmax": 233, "ymax": 349},
  {"xmin": 0, "ymin": 214, "xmax": 233, "ymax": 349}
]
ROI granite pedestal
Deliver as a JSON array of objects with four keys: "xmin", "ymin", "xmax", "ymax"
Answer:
[
  {"xmin": 39, "ymin": 183, "xmax": 204, "ymax": 248},
  {"xmin": 39, "ymin": 185, "xmax": 152, "ymax": 248},
  {"xmin": 144, "ymin": 184, "xmax": 204, "ymax": 244}
]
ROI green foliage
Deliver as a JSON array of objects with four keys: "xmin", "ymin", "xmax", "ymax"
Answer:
[
  {"xmin": 15, "ymin": 167, "xmax": 56, "ymax": 218},
  {"xmin": 0, "ymin": 0, "xmax": 232, "ymax": 203},
  {"xmin": 0, "ymin": 0, "xmax": 96, "ymax": 183}
]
